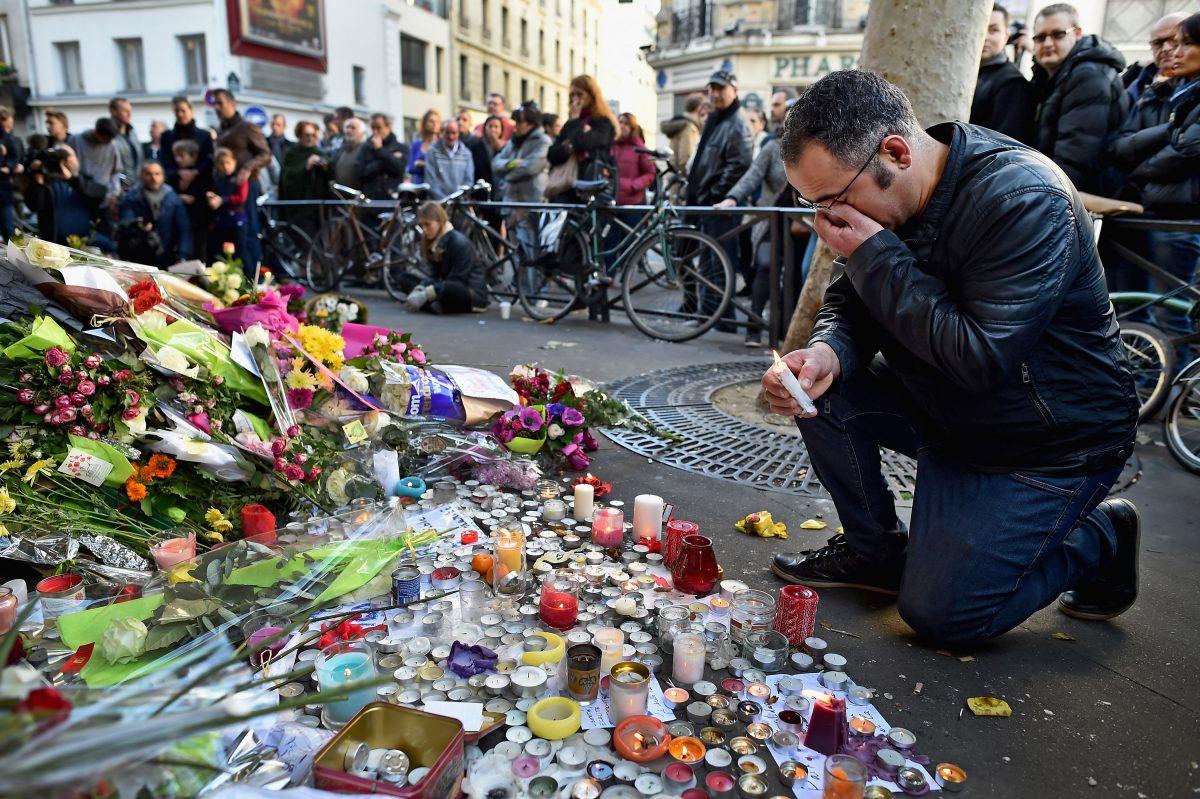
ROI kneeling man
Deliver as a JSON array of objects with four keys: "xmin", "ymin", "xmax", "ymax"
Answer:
[{"xmin": 763, "ymin": 70, "xmax": 1140, "ymax": 646}]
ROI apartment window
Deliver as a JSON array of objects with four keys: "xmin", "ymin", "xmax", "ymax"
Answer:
[
  {"xmin": 538, "ymin": 85, "xmax": 545, "ymax": 108},
  {"xmin": 501, "ymin": 6, "xmax": 510, "ymax": 46},
  {"xmin": 400, "ymin": 34, "xmax": 427, "ymax": 89},
  {"xmin": 520, "ymin": 18, "xmax": 528, "ymax": 53},
  {"xmin": 178, "ymin": 34, "xmax": 206, "ymax": 89},
  {"xmin": 556, "ymin": 89, "xmax": 561, "ymax": 114},
  {"xmin": 435, "ymin": 46, "xmax": 444, "ymax": 93},
  {"xmin": 0, "ymin": 15, "xmax": 12, "ymax": 66},
  {"xmin": 538, "ymin": 29, "xmax": 545, "ymax": 64},
  {"xmin": 353, "ymin": 66, "xmax": 366, "ymax": 105},
  {"xmin": 481, "ymin": 0, "xmax": 490, "ymax": 37},
  {"xmin": 459, "ymin": 54, "xmax": 469, "ymax": 99},
  {"xmin": 570, "ymin": 47, "xmax": 575, "ymax": 75},
  {"xmin": 556, "ymin": 0, "xmax": 561, "ymax": 17},
  {"xmin": 55, "ymin": 41, "xmax": 83, "ymax": 94},
  {"xmin": 503, "ymin": 70, "xmax": 510, "ymax": 103},
  {"xmin": 116, "ymin": 38, "xmax": 145, "ymax": 92},
  {"xmin": 482, "ymin": 63, "xmax": 491, "ymax": 97},
  {"xmin": 520, "ymin": 78, "xmax": 528, "ymax": 103},
  {"xmin": 556, "ymin": 41, "xmax": 561, "ymax": 71}
]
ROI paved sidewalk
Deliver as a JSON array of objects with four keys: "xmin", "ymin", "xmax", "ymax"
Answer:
[{"xmin": 364, "ymin": 293, "xmax": 1200, "ymax": 798}]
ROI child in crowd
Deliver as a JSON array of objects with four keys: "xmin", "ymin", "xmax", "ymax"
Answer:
[
  {"xmin": 167, "ymin": 139, "xmax": 211, "ymax": 262},
  {"xmin": 207, "ymin": 147, "xmax": 250, "ymax": 276}
]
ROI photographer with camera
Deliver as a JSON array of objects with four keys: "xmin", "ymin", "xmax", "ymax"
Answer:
[{"xmin": 117, "ymin": 161, "xmax": 191, "ymax": 266}]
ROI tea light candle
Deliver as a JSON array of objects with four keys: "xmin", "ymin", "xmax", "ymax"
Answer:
[
  {"xmin": 632, "ymin": 494, "xmax": 664, "ymax": 542},
  {"xmin": 664, "ymin": 687, "xmax": 690, "ymax": 708},
  {"xmin": 573, "ymin": 484, "xmax": 594, "ymax": 520},
  {"xmin": 887, "ymin": 727, "xmax": 917, "ymax": 750},
  {"xmin": 849, "ymin": 715, "xmax": 877, "ymax": 735},
  {"xmin": 935, "ymin": 763, "xmax": 967, "ymax": 792},
  {"xmin": 543, "ymin": 499, "xmax": 568, "ymax": 521},
  {"xmin": 745, "ymin": 682, "xmax": 771, "ymax": 703}
]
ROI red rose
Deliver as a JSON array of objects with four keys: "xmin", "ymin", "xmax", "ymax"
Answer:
[{"xmin": 16, "ymin": 686, "xmax": 72, "ymax": 719}]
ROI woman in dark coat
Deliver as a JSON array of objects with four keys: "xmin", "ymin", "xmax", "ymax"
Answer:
[
  {"xmin": 278, "ymin": 120, "xmax": 328, "ymax": 233},
  {"xmin": 546, "ymin": 74, "xmax": 618, "ymax": 206},
  {"xmin": 400, "ymin": 202, "xmax": 488, "ymax": 314}
]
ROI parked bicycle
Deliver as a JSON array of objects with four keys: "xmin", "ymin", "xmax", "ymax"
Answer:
[
  {"xmin": 304, "ymin": 182, "xmax": 428, "ymax": 300},
  {"xmin": 258, "ymin": 196, "xmax": 314, "ymax": 286}
]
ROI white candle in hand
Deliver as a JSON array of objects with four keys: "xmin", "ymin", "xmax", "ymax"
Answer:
[
  {"xmin": 772, "ymin": 350, "xmax": 817, "ymax": 415},
  {"xmin": 574, "ymin": 483, "xmax": 594, "ymax": 520}
]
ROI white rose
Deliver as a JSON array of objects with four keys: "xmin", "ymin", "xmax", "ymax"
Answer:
[
  {"xmin": 548, "ymin": 423, "xmax": 564, "ymax": 439},
  {"xmin": 325, "ymin": 468, "xmax": 351, "ymax": 505},
  {"xmin": 119, "ymin": 407, "xmax": 148, "ymax": 440},
  {"xmin": 208, "ymin": 261, "xmax": 228, "ymax": 277},
  {"xmin": 243, "ymin": 323, "xmax": 271, "ymax": 350},
  {"xmin": 336, "ymin": 302, "xmax": 359, "ymax": 322},
  {"xmin": 154, "ymin": 345, "xmax": 198, "ymax": 377},
  {"xmin": 24, "ymin": 238, "xmax": 72, "ymax": 270},
  {"xmin": 98, "ymin": 617, "xmax": 147, "ymax": 664},
  {"xmin": 136, "ymin": 309, "xmax": 168, "ymax": 333},
  {"xmin": 223, "ymin": 288, "xmax": 240, "ymax": 304},
  {"xmin": 339, "ymin": 365, "xmax": 369, "ymax": 394},
  {"xmin": 225, "ymin": 272, "xmax": 243, "ymax": 290}
]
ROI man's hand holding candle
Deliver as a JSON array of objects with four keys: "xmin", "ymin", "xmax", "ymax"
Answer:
[{"xmin": 761, "ymin": 343, "xmax": 840, "ymax": 419}]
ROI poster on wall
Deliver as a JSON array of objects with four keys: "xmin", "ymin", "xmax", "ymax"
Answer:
[{"xmin": 237, "ymin": 0, "xmax": 326, "ymax": 59}]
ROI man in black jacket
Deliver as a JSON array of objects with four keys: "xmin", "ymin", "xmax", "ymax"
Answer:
[
  {"xmin": 971, "ymin": 4, "xmax": 1034, "ymax": 143},
  {"xmin": 356, "ymin": 112, "xmax": 407, "ymax": 200},
  {"xmin": 763, "ymin": 71, "xmax": 1140, "ymax": 646},
  {"xmin": 159, "ymin": 96, "xmax": 214, "ymax": 177},
  {"xmin": 686, "ymin": 70, "xmax": 751, "ymax": 321},
  {"xmin": 1029, "ymin": 3, "xmax": 1129, "ymax": 194}
]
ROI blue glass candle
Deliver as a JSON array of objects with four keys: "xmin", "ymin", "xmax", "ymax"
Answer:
[{"xmin": 316, "ymin": 642, "xmax": 377, "ymax": 724}]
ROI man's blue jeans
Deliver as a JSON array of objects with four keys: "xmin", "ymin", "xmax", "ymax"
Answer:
[{"xmin": 797, "ymin": 363, "xmax": 1122, "ymax": 645}]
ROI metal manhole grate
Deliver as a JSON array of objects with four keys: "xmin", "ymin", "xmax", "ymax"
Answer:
[{"xmin": 601, "ymin": 361, "xmax": 917, "ymax": 498}]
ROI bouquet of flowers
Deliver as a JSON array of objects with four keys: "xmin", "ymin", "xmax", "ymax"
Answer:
[
  {"xmin": 305, "ymin": 294, "xmax": 367, "ymax": 334},
  {"xmin": 491, "ymin": 406, "xmax": 548, "ymax": 455}
]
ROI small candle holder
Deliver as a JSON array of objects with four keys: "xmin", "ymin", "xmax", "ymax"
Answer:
[
  {"xmin": 823, "ymin": 755, "xmax": 868, "ymax": 798},
  {"xmin": 539, "ymin": 571, "xmax": 581, "ymax": 631},
  {"xmin": 592, "ymin": 507, "xmax": 625, "ymax": 548},
  {"xmin": 742, "ymin": 630, "xmax": 790, "ymax": 674},
  {"xmin": 149, "ymin": 531, "xmax": 196, "ymax": 570}
]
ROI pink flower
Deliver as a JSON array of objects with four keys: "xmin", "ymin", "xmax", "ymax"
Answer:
[
  {"xmin": 87, "ymin": 431, "xmax": 99, "ymax": 440},
  {"xmin": 58, "ymin": 372, "xmax": 74, "ymax": 385},
  {"xmin": 32, "ymin": 403, "xmax": 50, "ymax": 414},
  {"xmin": 213, "ymin": 375, "xmax": 224, "ymax": 386},
  {"xmin": 69, "ymin": 425, "xmax": 86, "ymax": 436},
  {"xmin": 286, "ymin": 387, "xmax": 314, "ymax": 410},
  {"xmin": 271, "ymin": 438, "xmax": 287, "ymax": 457},
  {"xmin": 54, "ymin": 395, "xmax": 72, "ymax": 410},
  {"xmin": 18, "ymin": 372, "xmax": 32, "ymax": 383},
  {"xmin": 83, "ymin": 355, "xmax": 101, "ymax": 369},
  {"xmin": 125, "ymin": 389, "xmax": 141, "ymax": 406},
  {"xmin": 121, "ymin": 407, "xmax": 141, "ymax": 421},
  {"xmin": 43, "ymin": 412, "xmax": 55, "ymax": 424},
  {"xmin": 113, "ymin": 369, "xmax": 132, "ymax": 383},
  {"xmin": 94, "ymin": 422, "xmax": 107, "ymax": 433},
  {"xmin": 410, "ymin": 348, "xmax": 427, "ymax": 365},
  {"xmin": 581, "ymin": 430, "xmax": 599, "ymax": 452},
  {"xmin": 16, "ymin": 389, "xmax": 33, "ymax": 404},
  {"xmin": 96, "ymin": 375, "xmax": 111, "ymax": 387},
  {"xmin": 307, "ymin": 466, "xmax": 323, "ymax": 480},
  {"xmin": 187, "ymin": 411, "xmax": 211, "ymax": 433},
  {"xmin": 44, "ymin": 348, "xmax": 68, "ymax": 367},
  {"xmin": 294, "ymin": 453, "xmax": 307, "ymax": 465},
  {"xmin": 169, "ymin": 377, "xmax": 186, "ymax": 392},
  {"xmin": 80, "ymin": 405, "xmax": 93, "ymax": 419},
  {"xmin": 284, "ymin": 464, "xmax": 304, "ymax": 481},
  {"xmin": 76, "ymin": 380, "xmax": 96, "ymax": 397},
  {"xmin": 58, "ymin": 407, "xmax": 76, "ymax": 422},
  {"xmin": 273, "ymin": 457, "xmax": 287, "ymax": 471},
  {"xmin": 69, "ymin": 392, "xmax": 86, "ymax": 407},
  {"xmin": 562, "ymin": 443, "xmax": 590, "ymax": 471},
  {"xmin": 287, "ymin": 425, "xmax": 301, "ymax": 439}
]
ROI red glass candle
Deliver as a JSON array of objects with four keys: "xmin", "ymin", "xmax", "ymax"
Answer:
[
  {"xmin": 241, "ymin": 504, "xmax": 277, "ymax": 545},
  {"xmin": 539, "ymin": 572, "xmax": 581, "ymax": 630},
  {"xmin": 664, "ymin": 519, "xmax": 699, "ymax": 569},
  {"xmin": 671, "ymin": 534, "xmax": 719, "ymax": 595},
  {"xmin": 803, "ymin": 694, "xmax": 848, "ymax": 756},
  {"xmin": 773, "ymin": 584, "xmax": 820, "ymax": 645},
  {"xmin": 592, "ymin": 507, "xmax": 624, "ymax": 548}
]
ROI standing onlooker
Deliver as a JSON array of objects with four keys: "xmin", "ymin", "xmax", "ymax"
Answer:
[
  {"xmin": 76, "ymin": 118, "xmax": 123, "ymax": 225},
  {"xmin": 167, "ymin": 139, "xmax": 211, "ymax": 262},
  {"xmin": 1030, "ymin": 2, "xmax": 1129, "ymax": 194},
  {"xmin": 266, "ymin": 114, "xmax": 294, "ymax": 165},
  {"xmin": 659, "ymin": 93, "xmax": 706, "ymax": 179},
  {"xmin": 745, "ymin": 107, "xmax": 769, "ymax": 161},
  {"xmin": 0, "ymin": 109, "xmax": 24, "ymax": 169},
  {"xmin": 0, "ymin": 107, "xmax": 20, "ymax": 239},
  {"xmin": 408, "ymin": 110, "xmax": 441, "ymax": 184},
  {"xmin": 320, "ymin": 113, "xmax": 343, "ymax": 154},
  {"xmin": 492, "ymin": 103, "xmax": 550, "ymax": 205},
  {"xmin": 118, "ymin": 161, "xmax": 191, "ymax": 265},
  {"xmin": 474, "ymin": 94, "xmax": 516, "ymax": 142},
  {"xmin": 613, "ymin": 112, "xmax": 655, "ymax": 206},
  {"xmin": 686, "ymin": 70, "xmax": 751, "ymax": 326},
  {"xmin": 108, "ymin": 97, "xmax": 141, "ymax": 179},
  {"xmin": 1125, "ymin": 12, "xmax": 1190, "ymax": 105},
  {"xmin": 279, "ymin": 121, "xmax": 329, "ymax": 232},
  {"xmin": 207, "ymin": 147, "xmax": 250, "ymax": 265},
  {"xmin": 143, "ymin": 120, "xmax": 167, "ymax": 163},
  {"xmin": 971, "ymin": 4, "xmax": 1035, "ymax": 143},
  {"xmin": 357, "ymin": 113, "xmax": 407, "ymax": 199},
  {"xmin": 213, "ymin": 89, "xmax": 271, "ymax": 272},
  {"xmin": 468, "ymin": 115, "xmax": 505, "ymax": 190},
  {"xmin": 547, "ymin": 75, "xmax": 618, "ymax": 206},
  {"xmin": 716, "ymin": 88, "xmax": 797, "ymax": 346},
  {"xmin": 424, "ymin": 120, "xmax": 475, "ymax": 200},
  {"xmin": 44, "ymin": 109, "xmax": 81, "ymax": 155},
  {"xmin": 332, "ymin": 117, "xmax": 366, "ymax": 190},
  {"xmin": 160, "ymin": 96, "xmax": 214, "ymax": 176},
  {"xmin": 23, "ymin": 146, "xmax": 91, "ymax": 244},
  {"xmin": 542, "ymin": 113, "xmax": 561, "ymax": 140}
]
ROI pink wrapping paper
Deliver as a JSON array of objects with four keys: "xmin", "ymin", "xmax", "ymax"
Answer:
[{"xmin": 204, "ymin": 288, "xmax": 299, "ymax": 336}]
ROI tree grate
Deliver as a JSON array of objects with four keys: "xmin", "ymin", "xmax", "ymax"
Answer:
[{"xmin": 601, "ymin": 360, "xmax": 917, "ymax": 498}]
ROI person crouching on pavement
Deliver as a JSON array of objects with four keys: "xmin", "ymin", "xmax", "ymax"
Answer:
[
  {"xmin": 762, "ymin": 70, "xmax": 1140, "ymax": 647},
  {"xmin": 402, "ymin": 202, "xmax": 489, "ymax": 315}
]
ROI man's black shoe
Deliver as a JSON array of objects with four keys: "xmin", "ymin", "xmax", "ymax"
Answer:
[
  {"xmin": 1058, "ymin": 498, "xmax": 1140, "ymax": 621},
  {"xmin": 771, "ymin": 534, "xmax": 903, "ymax": 595}
]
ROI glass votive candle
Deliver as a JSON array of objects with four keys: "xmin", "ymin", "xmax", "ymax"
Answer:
[
  {"xmin": 742, "ymin": 630, "xmax": 790, "ymax": 674},
  {"xmin": 673, "ymin": 631, "xmax": 707, "ymax": 685},
  {"xmin": 0, "ymin": 587, "xmax": 17, "ymax": 635},
  {"xmin": 609, "ymin": 661, "xmax": 651, "ymax": 723},
  {"xmin": 316, "ymin": 641, "xmax": 378, "ymax": 726},
  {"xmin": 537, "ymin": 479, "xmax": 563, "ymax": 499},
  {"xmin": 459, "ymin": 579, "xmax": 488, "ymax": 625},
  {"xmin": 539, "ymin": 572, "xmax": 581, "ymax": 630},
  {"xmin": 822, "ymin": 754, "xmax": 867, "ymax": 799},
  {"xmin": 543, "ymin": 499, "xmax": 568, "ymax": 522},
  {"xmin": 149, "ymin": 532, "xmax": 196, "ymax": 570},
  {"xmin": 591, "ymin": 508, "xmax": 625, "ymax": 548}
]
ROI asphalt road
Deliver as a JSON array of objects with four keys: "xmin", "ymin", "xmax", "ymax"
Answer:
[{"xmin": 361, "ymin": 292, "xmax": 1200, "ymax": 798}]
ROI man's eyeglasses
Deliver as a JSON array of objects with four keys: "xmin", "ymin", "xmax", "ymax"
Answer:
[
  {"xmin": 1150, "ymin": 35, "xmax": 1177, "ymax": 51},
  {"xmin": 793, "ymin": 146, "xmax": 880, "ymax": 212},
  {"xmin": 1031, "ymin": 29, "xmax": 1072, "ymax": 44}
]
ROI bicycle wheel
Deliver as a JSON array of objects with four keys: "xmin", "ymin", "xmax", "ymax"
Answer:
[
  {"xmin": 382, "ymin": 222, "xmax": 424, "ymax": 302},
  {"xmin": 306, "ymin": 218, "xmax": 353, "ymax": 291},
  {"xmin": 262, "ymin": 222, "xmax": 313, "ymax": 286},
  {"xmin": 621, "ymin": 226, "xmax": 734, "ymax": 342},
  {"xmin": 518, "ymin": 225, "xmax": 589, "ymax": 322},
  {"xmin": 1163, "ymin": 358, "xmax": 1200, "ymax": 474},
  {"xmin": 1120, "ymin": 322, "xmax": 1176, "ymax": 421}
]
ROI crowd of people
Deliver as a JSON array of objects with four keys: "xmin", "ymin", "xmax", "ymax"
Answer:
[{"xmin": 0, "ymin": 3, "xmax": 1195, "ymax": 325}]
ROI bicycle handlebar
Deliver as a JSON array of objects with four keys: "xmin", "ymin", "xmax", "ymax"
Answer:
[
  {"xmin": 330, "ymin": 182, "xmax": 367, "ymax": 202},
  {"xmin": 634, "ymin": 146, "xmax": 672, "ymax": 161}
]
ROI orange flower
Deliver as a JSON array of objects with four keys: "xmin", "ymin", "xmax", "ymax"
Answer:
[
  {"xmin": 138, "ymin": 465, "xmax": 156, "ymax": 482},
  {"xmin": 124, "ymin": 478, "xmax": 147, "ymax": 502},
  {"xmin": 147, "ymin": 454, "xmax": 176, "ymax": 479}
]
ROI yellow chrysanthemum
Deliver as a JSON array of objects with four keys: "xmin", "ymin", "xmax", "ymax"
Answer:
[
  {"xmin": 284, "ymin": 369, "xmax": 317, "ymax": 390},
  {"xmin": 0, "ymin": 458, "xmax": 25, "ymax": 473},
  {"xmin": 0, "ymin": 523, "xmax": 8, "ymax": 536},
  {"xmin": 0, "ymin": 487, "xmax": 15, "ymax": 514},
  {"xmin": 23, "ymin": 458, "xmax": 55, "ymax": 484},
  {"xmin": 296, "ymin": 324, "xmax": 345, "ymax": 371},
  {"xmin": 200, "ymin": 529, "xmax": 225, "ymax": 543}
]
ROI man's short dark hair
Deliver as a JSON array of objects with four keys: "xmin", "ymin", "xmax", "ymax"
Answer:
[
  {"xmin": 108, "ymin": 96, "xmax": 129, "ymax": 113},
  {"xmin": 779, "ymin": 70, "xmax": 920, "ymax": 172},
  {"xmin": 93, "ymin": 117, "xmax": 118, "ymax": 140},
  {"xmin": 1036, "ymin": 3, "xmax": 1079, "ymax": 27},
  {"xmin": 512, "ymin": 103, "xmax": 543, "ymax": 129},
  {"xmin": 489, "ymin": 93, "xmax": 506, "ymax": 105},
  {"xmin": 993, "ymin": 4, "xmax": 1010, "ymax": 26},
  {"xmin": 370, "ymin": 112, "xmax": 392, "ymax": 127},
  {"xmin": 773, "ymin": 87, "xmax": 799, "ymax": 101},
  {"xmin": 684, "ymin": 93, "xmax": 706, "ymax": 114},
  {"xmin": 542, "ymin": 113, "xmax": 558, "ymax": 129},
  {"xmin": 171, "ymin": 95, "xmax": 192, "ymax": 108},
  {"xmin": 335, "ymin": 106, "xmax": 354, "ymax": 120},
  {"xmin": 213, "ymin": 88, "xmax": 236, "ymax": 104}
]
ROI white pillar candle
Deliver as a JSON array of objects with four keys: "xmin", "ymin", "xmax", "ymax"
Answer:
[
  {"xmin": 672, "ymin": 632, "xmax": 706, "ymax": 685},
  {"xmin": 594, "ymin": 627, "xmax": 625, "ymax": 675},
  {"xmin": 573, "ymin": 483, "xmax": 594, "ymax": 520},
  {"xmin": 632, "ymin": 494, "xmax": 664, "ymax": 542}
]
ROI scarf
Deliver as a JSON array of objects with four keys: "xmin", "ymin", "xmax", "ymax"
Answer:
[
  {"xmin": 426, "ymin": 220, "xmax": 455, "ymax": 261},
  {"xmin": 142, "ymin": 185, "xmax": 169, "ymax": 219}
]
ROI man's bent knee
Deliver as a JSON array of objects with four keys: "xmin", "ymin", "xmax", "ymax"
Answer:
[{"xmin": 897, "ymin": 593, "xmax": 1002, "ymax": 648}]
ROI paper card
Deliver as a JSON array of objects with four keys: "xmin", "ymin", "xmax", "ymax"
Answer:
[
  {"xmin": 437, "ymin": 365, "xmax": 520, "ymax": 404},
  {"xmin": 342, "ymin": 420, "xmax": 368, "ymax": 445},
  {"xmin": 423, "ymin": 700, "xmax": 485, "ymax": 732},
  {"xmin": 58, "ymin": 447, "xmax": 115, "ymax": 486}
]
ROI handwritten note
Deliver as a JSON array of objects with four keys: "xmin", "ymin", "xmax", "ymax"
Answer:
[{"xmin": 58, "ymin": 447, "xmax": 113, "ymax": 486}]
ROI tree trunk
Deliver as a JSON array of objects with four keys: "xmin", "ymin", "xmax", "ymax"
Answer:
[{"xmin": 777, "ymin": 0, "xmax": 992, "ymax": 353}]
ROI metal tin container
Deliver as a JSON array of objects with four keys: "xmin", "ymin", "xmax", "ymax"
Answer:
[{"xmin": 391, "ymin": 566, "xmax": 422, "ymax": 606}]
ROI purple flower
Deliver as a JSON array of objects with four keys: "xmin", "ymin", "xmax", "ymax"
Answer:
[
  {"xmin": 518, "ymin": 406, "xmax": 543, "ymax": 433},
  {"xmin": 546, "ymin": 402, "xmax": 566, "ymax": 418},
  {"xmin": 581, "ymin": 430, "xmax": 599, "ymax": 452},
  {"xmin": 562, "ymin": 443, "xmax": 590, "ymax": 471},
  {"xmin": 287, "ymin": 387, "xmax": 314, "ymax": 409},
  {"xmin": 561, "ymin": 408, "xmax": 585, "ymax": 427},
  {"xmin": 44, "ymin": 348, "xmax": 68, "ymax": 367}
]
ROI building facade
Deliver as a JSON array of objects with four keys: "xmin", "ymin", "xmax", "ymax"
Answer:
[
  {"xmin": 451, "ymin": 0, "xmax": 602, "ymax": 121},
  {"xmin": 598, "ymin": 0, "xmax": 660, "ymax": 146},
  {"xmin": 14, "ymin": 0, "xmax": 450, "ymax": 144}
]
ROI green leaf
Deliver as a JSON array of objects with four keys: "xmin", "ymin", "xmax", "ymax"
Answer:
[
  {"xmin": 159, "ymin": 598, "xmax": 220, "ymax": 623},
  {"xmin": 143, "ymin": 623, "xmax": 189, "ymax": 652}
]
